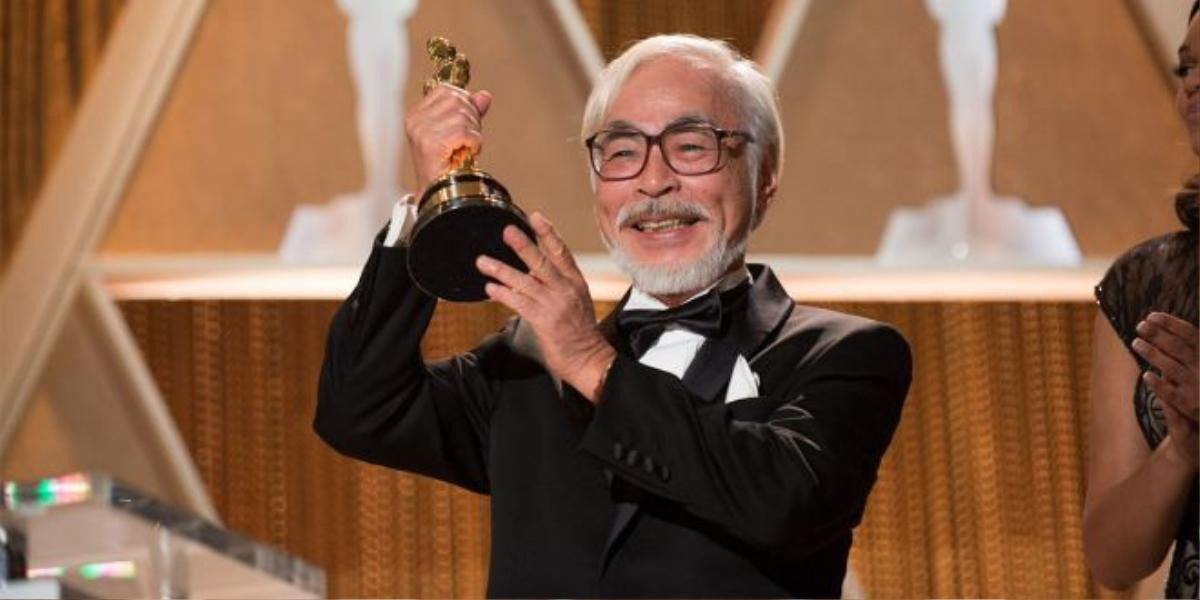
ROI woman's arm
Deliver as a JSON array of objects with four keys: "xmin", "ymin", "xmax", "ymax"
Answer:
[{"xmin": 1082, "ymin": 313, "xmax": 1196, "ymax": 590}]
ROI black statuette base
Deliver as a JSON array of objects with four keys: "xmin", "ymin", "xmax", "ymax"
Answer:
[{"xmin": 407, "ymin": 198, "xmax": 534, "ymax": 302}]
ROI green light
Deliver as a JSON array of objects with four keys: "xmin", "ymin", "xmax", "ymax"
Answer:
[
  {"xmin": 79, "ymin": 561, "xmax": 136, "ymax": 580},
  {"xmin": 79, "ymin": 563, "xmax": 102, "ymax": 580},
  {"xmin": 36, "ymin": 479, "xmax": 53, "ymax": 506}
]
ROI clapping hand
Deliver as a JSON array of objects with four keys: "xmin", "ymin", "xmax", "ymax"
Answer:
[
  {"xmin": 475, "ymin": 213, "xmax": 617, "ymax": 402},
  {"xmin": 1133, "ymin": 311, "xmax": 1199, "ymax": 468}
]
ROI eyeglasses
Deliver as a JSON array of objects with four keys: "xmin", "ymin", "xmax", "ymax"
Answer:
[{"xmin": 584, "ymin": 123, "xmax": 753, "ymax": 181}]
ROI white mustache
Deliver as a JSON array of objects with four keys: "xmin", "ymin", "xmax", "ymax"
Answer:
[{"xmin": 615, "ymin": 198, "xmax": 710, "ymax": 229}]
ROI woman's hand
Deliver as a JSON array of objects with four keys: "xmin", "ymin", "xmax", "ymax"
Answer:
[{"xmin": 1133, "ymin": 311, "xmax": 1199, "ymax": 468}]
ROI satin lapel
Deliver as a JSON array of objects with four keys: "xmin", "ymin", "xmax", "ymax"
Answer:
[
  {"xmin": 596, "ymin": 273, "xmax": 793, "ymax": 571},
  {"xmin": 730, "ymin": 264, "xmax": 795, "ymax": 359},
  {"xmin": 681, "ymin": 337, "xmax": 740, "ymax": 404},
  {"xmin": 598, "ymin": 289, "xmax": 631, "ymax": 354}
]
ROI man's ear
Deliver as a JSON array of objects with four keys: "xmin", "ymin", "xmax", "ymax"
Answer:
[{"xmin": 751, "ymin": 159, "xmax": 778, "ymax": 230}]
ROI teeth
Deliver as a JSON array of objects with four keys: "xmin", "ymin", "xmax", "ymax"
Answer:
[{"xmin": 637, "ymin": 219, "xmax": 690, "ymax": 232}]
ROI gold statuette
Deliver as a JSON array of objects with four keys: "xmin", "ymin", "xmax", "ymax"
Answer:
[{"xmin": 407, "ymin": 36, "xmax": 533, "ymax": 302}]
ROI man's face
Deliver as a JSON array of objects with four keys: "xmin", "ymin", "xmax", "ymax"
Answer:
[{"xmin": 592, "ymin": 57, "xmax": 768, "ymax": 294}]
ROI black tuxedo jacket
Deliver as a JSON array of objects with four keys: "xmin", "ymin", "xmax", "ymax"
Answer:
[{"xmin": 315, "ymin": 241, "xmax": 912, "ymax": 598}]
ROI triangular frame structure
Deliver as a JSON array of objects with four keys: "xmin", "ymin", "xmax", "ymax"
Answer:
[{"xmin": 0, "ymin": 0, "xmax": 216, "ymax": 518}]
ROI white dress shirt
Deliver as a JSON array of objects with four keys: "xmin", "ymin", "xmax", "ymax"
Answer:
[
  {"xmin": 620, "ymin": 270, "xmax": 760, "ymax": 404},
  {"xmin": 384, "ymin": 196, "xmax": 760, "ymax": 403}
]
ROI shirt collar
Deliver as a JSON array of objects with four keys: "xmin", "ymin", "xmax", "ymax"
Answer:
[{"xmin": 623, "ymin": 265, "xmax": 753, "ymax": 312}]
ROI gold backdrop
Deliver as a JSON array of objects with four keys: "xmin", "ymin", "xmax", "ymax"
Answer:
[
  {"xmin": 2, "ymin": 0, "xmax": 1192, "ymax": 264},
  {"xmin": 118, "ymin": 298, "xmax": 1117, "ymax": 599},
  {"xmin": 0, "ymin": 1, "xmax": 1161, "ymax": 595}
]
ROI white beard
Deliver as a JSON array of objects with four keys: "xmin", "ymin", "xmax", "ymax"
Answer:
[
  {"xmin": 602, "ymin": 228, "xmax": 747, "ymax": 296},
  {"xmin": 600, "ymin": 195, "xmax": 756, "ymax": 296}
]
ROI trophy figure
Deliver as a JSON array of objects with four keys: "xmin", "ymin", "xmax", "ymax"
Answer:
[
  {"xmin": 876, "ymin": 0, "xmax": 1080, "ymax": 266},
  {"xmin": 407, "ymin": 37, "xmax": 535, "ymax": 302}
]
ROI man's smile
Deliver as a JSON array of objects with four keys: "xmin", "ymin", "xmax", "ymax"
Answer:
[{"xmin": 628, "ymin": 215, "xmax": 703, "ymax": 233}]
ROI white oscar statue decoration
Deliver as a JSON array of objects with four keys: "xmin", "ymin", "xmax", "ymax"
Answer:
[
  {"xmin": 877, "ymin": 0, "xmax": 1081, "ymax": 266},
  {"xmin": 279, "ymin": 0, "xmax": 418, "ymax": 263}
]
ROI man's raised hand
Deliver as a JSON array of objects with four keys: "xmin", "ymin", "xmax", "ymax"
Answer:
[{"xmin": 404, "ymin": 84, "xmax": 492, "ymax": 192}]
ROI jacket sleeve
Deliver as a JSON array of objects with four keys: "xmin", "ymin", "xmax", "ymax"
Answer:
[
  {"xmin": 578, "ymin": 322, "xmax": 912, "ymax": 552},
  {"xmin": 313, "ymin": 240, "xmax": 501, "ymax": 494}
]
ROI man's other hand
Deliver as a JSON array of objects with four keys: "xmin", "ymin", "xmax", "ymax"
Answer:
[{"xmin": 476, "ymin": 213, "xmax": 617, "ymax": 403}]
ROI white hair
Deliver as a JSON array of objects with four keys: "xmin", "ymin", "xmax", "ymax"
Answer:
[{"xmin": 581, "ymin": 34, "xmax": 784, "ymax": 195}]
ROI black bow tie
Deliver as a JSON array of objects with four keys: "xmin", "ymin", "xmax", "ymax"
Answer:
[{"xmin": 617, "ymin": 288, "xmax": 725, "ymax": 358}]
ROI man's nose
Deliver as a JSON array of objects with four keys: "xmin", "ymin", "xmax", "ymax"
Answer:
[
  {"xmin": 636, "ymin": 144, "xmax": 680, "ymax": 198},
  {"xmin": 1188, "ymin": 69, "xmax": 1200, "ymax": 95}
]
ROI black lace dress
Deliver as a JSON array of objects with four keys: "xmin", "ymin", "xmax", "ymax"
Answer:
[{"xmin": 1095, "ymin": 195, "xmax": 1199, "ymax": 597}]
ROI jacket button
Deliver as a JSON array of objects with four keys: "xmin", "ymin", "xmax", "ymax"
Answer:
[
  {"xmin": 659, "ymin": 464, "xmax": 671, "ymax": 482},
  {"xmin": 612, "ymin": 442, "xmax": 623, "ymax": 461},
  {"xmin": 642, "ymin": 456, "xmax": 656, "ymax": 475}
]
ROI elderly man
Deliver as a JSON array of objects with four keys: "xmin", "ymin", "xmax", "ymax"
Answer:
[{"xmin": 315, "ymin": 34, "xmax": 912, "ymax": 598}]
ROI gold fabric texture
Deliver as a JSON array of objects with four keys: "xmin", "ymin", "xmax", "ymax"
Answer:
[{"xmin": 119, "ymin": 298, "xmax": 1114, "ymax": 598}]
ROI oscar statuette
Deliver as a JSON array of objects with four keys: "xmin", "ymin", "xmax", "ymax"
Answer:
[{"xmin": 407, "ymin": 36, "xmax": 535, "ymax": 302}]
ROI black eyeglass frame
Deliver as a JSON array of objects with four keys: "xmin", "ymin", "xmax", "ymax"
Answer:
[{"xmin": 584, "ymin": 123, "xmax": 755, "ymax": 182}]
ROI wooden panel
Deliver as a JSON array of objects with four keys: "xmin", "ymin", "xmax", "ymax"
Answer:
[
  {"xmin": 115, "ymin": 297, "xmax": 1117, "ymax": 598},
  {"xmin": 575, "ymin": 0, "xmax": 776, "ymax": 59},
  {"xmin": 0, "ymin": 0, "xmax": 125, "ymax": 269}
]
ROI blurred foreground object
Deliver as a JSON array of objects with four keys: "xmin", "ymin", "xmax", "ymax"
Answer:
[{"xmin": 0, "ymin": 473, "xmax": 323, "ymax": 599}]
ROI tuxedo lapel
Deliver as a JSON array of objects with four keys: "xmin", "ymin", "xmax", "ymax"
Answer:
[
  {"xmin": 729, "ymin": 265, "xmax": 794, "ymax": 359},
  {"xmin": 598, "ymin": 290, "xmax": 631, "ymax": 354},
  {"xmin": 595, "ymin": 266, "xmax": 794, "ymax": 573},
  {"xmin": 681, "ymin": 337, "xmax": 740, "ymax": 404}
]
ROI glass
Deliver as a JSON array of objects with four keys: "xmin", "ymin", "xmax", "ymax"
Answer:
[
  {"xmin": 2, "ymin": 472, "xmax": 325, "ymax": 599},
  {"xmin": 585, "ymin": 123, "xmax": 753, "ymax": 181}
]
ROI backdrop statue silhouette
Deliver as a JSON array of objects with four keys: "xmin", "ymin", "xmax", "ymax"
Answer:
[
  {"xmin": 877, "ymin": 0, "xmax": 1080, "ymax": 265},
  {"xmin": 280, "ymin": 0, "xmax": 419, "ymax": 263}
]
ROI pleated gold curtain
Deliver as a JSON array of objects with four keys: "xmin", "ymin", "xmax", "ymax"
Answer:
[{"xmin": 119, "ymin": 298, "xmax": 1117, "ymax": 598}]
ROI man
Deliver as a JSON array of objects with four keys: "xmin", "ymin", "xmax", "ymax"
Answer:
[{"xmin": 315, "ymin": 34, "xmax": 911, "ymax": 598}]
